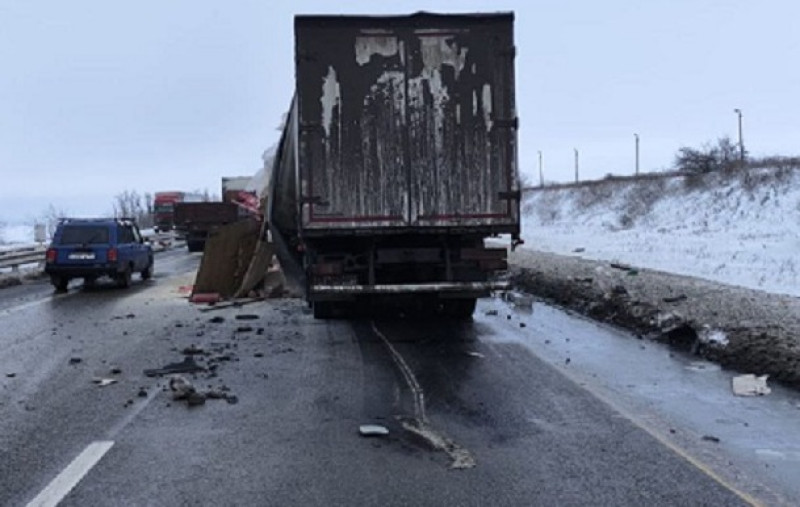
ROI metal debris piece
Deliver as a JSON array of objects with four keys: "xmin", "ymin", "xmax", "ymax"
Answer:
[
  {"xmin": 359, "ymin": 424, "xmax": 389, "ymax": 437},
  {"xmin": 732, "ymin": 374, "xmax": 771, "ymax": 397},
  {"xmin": 144, "ymin": 357, "xmax": 205, "ymax": 377},
  {"xmin": 182, "ymin": 345, "xmax": 207, "ymax": 356},
  {"xmin": 92, "ymin": 377, "xmax": 117, "ymax": 387}
]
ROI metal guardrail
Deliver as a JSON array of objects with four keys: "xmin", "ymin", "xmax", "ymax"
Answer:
[{"xmin": 0, "ymin": 247, "xmax": 47, "ymax": 272}]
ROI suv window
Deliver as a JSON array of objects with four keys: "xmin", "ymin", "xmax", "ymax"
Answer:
[
  {"xmin": 117, "ymin": 225, "xmax": 136, "ymax": 244},
  {"xmin": 58, "ymin": 225, "xmax": 109, "ymax": 245}
]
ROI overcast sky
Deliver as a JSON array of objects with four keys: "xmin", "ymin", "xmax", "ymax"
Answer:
[{"xmin": 2, "ymin": 0, "xmax": 798, "ymax": 223}]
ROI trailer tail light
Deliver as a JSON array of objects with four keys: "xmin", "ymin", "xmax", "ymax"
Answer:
[
  {"xmin": 46, "ymin": 248, "xmax": 56, "ymax": 263},
  {"xmin": 107, "ymin": 248, "xmax": 118, "ymax": 262}
]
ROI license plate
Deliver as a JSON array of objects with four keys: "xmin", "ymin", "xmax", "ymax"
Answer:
[{"xmin": 68, "ymin": 252, "xmax": 96, "ymax": 260}]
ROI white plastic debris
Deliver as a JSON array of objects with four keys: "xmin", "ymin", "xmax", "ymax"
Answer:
[
  {"xmin": 359, "ymin": 424, "xmax": 389, "ymax": 437},
  {"xmin": 92, "ymin": 377, "xmax": 118, "ymax": 387},
  {"xmin": 466, "ymin": 351, "xmax": 485, "ymax": 358},
  {"xmin": 732, "ymin": 374, "xmax": 771, "ymax": 396},
  {"xmin": 503, "ymin": 291, "xmax": 534, "ymax": 310},
  {"xmin": 699, "ymin": 327, "xmax": 729, "ymax": 347}
]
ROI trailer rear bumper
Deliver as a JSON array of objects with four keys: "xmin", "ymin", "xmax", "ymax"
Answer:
[{"xmin": 310, "ymin": 281, "xmax": 510, "ymax": 298}]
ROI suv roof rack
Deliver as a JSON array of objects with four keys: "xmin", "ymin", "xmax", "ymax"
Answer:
[{"xmin": 57, "ymin": 217, "xmax": 139, "ymax": 224}]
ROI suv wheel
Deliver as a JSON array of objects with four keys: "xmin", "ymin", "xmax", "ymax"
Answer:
[
  {"xmin": 52, "ymin": 275, "xmax": 69, "ymax": 292},
  {"xmin": 116, "ymin": 265, "xmax": 132, "ymax": 288},
  {"xmin": 141, "ymin": 258, "xmax": 154, "ymax": 280}
]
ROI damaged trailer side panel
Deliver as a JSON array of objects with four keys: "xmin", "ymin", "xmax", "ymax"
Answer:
[{"xmin": 294, "ymin": 13, "xmax": 519, "ymax": 234}]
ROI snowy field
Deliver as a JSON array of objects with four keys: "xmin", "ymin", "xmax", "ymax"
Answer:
[{"xmin": 521, "ymin": 168, "xmax": 800, "ymax": 298}]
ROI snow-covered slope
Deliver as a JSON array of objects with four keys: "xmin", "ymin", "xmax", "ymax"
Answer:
[{"xmin": 520, "ymin": 168, "xmax": 800, "ymax": 297}]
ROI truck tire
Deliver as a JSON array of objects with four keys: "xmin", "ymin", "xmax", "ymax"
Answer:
[
  {"xmin": 312, "ymin": 301, "xmax": 335, "ymax": 319},
  {"xmin": 442, "ymin": 298, "xmax": 477, "ymax": 319}
]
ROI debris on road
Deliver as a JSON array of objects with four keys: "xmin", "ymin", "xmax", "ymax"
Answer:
[
  {"xmin": 144, "ymin": 357, "xmax": 205, "ymax": 377},
  {"xmin": 209, "ymin": 316, "xmax": 225, "ymax": 324},
  {"xmin": 236, "ymin": 314, "xmax": 259, "ymax": 320},
  {"xmin": 359, "ymin": 424, "xmax": 389, "ymax": 437},
  {"xmin": 732, "ymin": 374, "xmax": 771, "ymax": 396},
  {"xmin": 254, "ymin": 352, "xmax": 264, "ymax": 358},
  {"xmin": 610, "ymin": 262, "xmax": 634, "ymax": 272},
  {"xmin": 503, "ymin": 291, "xmax": 534, "ymax": 310},
  {"xmin": 169, "ymin": 375, "xmax": 238, "ymax": 406},
  {"xmin": 485, "ymin": 309, "xmax": 498, "ymax": 316},
  {"xmin": 236, "ymin": 326, "xmax": 253, "ymax": 333},
  {"xmin": 69, "ymin": 357, "xmax": 82, "ymax": 365},
  {"xmin": 92, "ymin": 377, "xmax": 117, "ymax": 387},
  {"xmin": 169, "ymin": 375, "xmax": 196, "ymax": 400},
  {"xmin": 6, "ymin": 373, "xmax": 16, "ymax": 378},
  {"xmin": 110, "ymin": 367, "xmax": 122, "ymax": 375},
  {"xmin": 190, "ymin": 292, "xmax": 221, "ymax": 304},
  {"xmin": 702, "ymin": 435, "xmax": 721, "ymax": 443},
  {"xmin": 137, "ymin": 388, "xmax": 148, "ymax": 398},
  {"xmin": 182, "ymin": 345, "xmax": 207, "ymax": 356}
]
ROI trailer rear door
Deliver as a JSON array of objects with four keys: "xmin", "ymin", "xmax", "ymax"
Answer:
[{"xmin": 295, "ymin": 13, "xmax": 518, "ymax": 233}]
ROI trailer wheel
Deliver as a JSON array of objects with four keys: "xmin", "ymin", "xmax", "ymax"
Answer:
[
  {"xmin": 443, "ymin": 298, "xmax": 477, "ymax": 319},
  {"xmin": 312, "ymin": 301, "xmax": 335, "ymax": 319}
]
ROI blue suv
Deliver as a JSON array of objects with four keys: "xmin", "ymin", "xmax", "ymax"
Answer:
[{"xmin": 45, "ymin": 218, "xmax": 154, "ymax": 291}]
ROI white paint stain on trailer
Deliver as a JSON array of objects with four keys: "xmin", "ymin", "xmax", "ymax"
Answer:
[
  {"xmin": 355, "ymin": 35, "xmax": 400, "ymax": 66},
  {"xmin": 320, "ymin": 66, "xmax": 341, "ymax": 138}
]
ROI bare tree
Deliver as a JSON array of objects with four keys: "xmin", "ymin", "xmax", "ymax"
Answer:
[
  {"xmin": 112, "ymin": 190, "xmax": 153, "ymax": 227},
  {"xmin": 42, "ymin": 204, "xmax": 67, "ymax": 238}
]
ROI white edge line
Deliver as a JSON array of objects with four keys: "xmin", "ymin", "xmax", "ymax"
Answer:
[{"xmin": 26, "ymin": 440, "xmax": 114, "ymax": 507}]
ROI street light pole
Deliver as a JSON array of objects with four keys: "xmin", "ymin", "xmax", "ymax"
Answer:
[
  {"xmin": 574, "ymin": 148, "xmax": 579, "ymax": 183},
  {"xmin": 538, "ymin": 150, "xmax": 544, "ymax": 187},
  {"xmin": 733, "ymin": 108, "xmax": 744, "ymax": 165},
  {"xmin": 634, "ymin": 133, "xmax": 640, "ymax": 176}
]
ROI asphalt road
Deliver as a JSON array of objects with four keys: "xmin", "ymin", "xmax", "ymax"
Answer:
[{"xmin": 0, "ymin": 252, "xmax": 796, "ymax": 506}]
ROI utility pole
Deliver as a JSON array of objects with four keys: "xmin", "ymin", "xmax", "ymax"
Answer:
[
  {"xmin": 574, "ymin": 148, "xmax": 579, "ymax": 183},
  {"xmin": 733, "ymin": 108, "xmax": 745, "ymax": 165},
  {"xmin": 538, "ymin": 150, "xmax": 544, "ymax": 187},
  {"xmin": 634, "ymin": 133, "xmax": 640, "ymax": 176}
]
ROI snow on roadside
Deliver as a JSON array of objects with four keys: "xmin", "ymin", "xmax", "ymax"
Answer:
[
  {"xmin": 521, "ymin": 168, "xmax": 800, "ymax": 298},
  {"xmin": 0, "ymin": 223, "xmax": 35, "ymax": 246}
]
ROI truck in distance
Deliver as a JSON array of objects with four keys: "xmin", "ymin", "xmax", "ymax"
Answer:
[{"xmin": 153, "ymin": 191, "xmax": 203, "ymax": 232}]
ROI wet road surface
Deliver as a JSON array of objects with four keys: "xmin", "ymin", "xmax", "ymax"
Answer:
[{"xmin": 1, "ymin": 259, "xmax": 797, "ymax": 506}]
